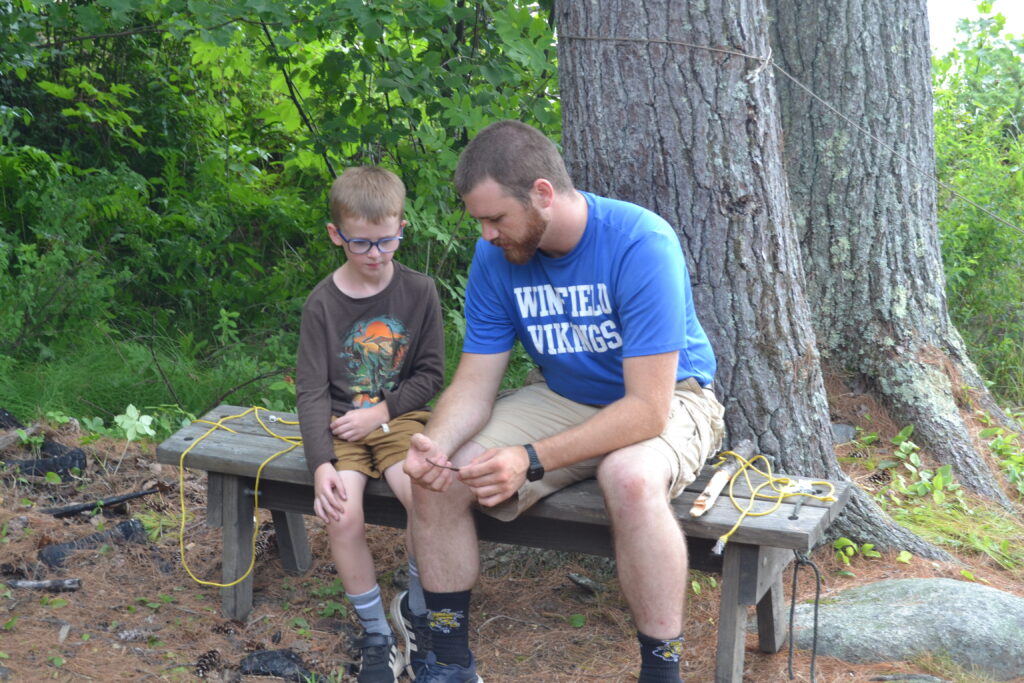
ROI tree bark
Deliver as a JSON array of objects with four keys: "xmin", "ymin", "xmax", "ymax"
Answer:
[
  {"xmin": 555, "ymin": 0, "xmax": 946, "ymax": 557},
  {"xmin": 767, "ymin": 0, "xmax": 1016, "ymax": 504}
]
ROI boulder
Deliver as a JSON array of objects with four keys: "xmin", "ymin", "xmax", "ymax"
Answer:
[{"xmin": 789, "ymin": 578, "xmax": 1024, "ymax": 680}]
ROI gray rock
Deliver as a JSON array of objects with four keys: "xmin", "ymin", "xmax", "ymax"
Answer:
[
  {"xmin": 789, "ymin": 578, "xmax": 1024, "ymax": 680},
  {"xmin": 831, "ymin": 422, "xmax": 858, "ymax": 444}
]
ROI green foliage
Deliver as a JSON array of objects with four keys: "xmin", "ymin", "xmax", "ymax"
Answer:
[
  {"xmin": 933, "ymin": 1, "xmax": 1024, "ymax": 406},
  {"xmin": 1, "ymin": 0, "xmax": 558, "ymax": 422},
  {"xmin": 114, "ymin": 404, "xmax": 156, "ymax": 442},
  {"xmin": 877, "ymin": 425, "xmax": 965, "ymax": 504},
  {"xmin": 978, "ymin": 424, "xmax": 1024, "ymax": 498},
  {"xmin": 832, "ymin": 537, "xmax": 882, "ymax": 566}
]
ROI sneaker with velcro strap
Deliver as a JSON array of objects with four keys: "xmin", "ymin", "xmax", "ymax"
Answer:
[{"xmin": 354, "ymin": 632, "xmax": 404, "ymax": 683}]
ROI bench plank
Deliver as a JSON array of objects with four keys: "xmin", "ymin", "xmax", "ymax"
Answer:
[{"xmin": 158, "ymin": 406, "xmax": 851, "ymax": 553}]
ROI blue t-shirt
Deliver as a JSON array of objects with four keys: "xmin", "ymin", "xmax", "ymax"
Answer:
[{"xmin": 463, "ymin": 191, "xmax": 716, "ymax": 405}]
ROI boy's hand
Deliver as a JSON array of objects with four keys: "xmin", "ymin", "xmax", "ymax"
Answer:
[
  {"xmin": 312, "ymin": 462, "xmax": 347, "ymax": 523},
  {"xmin": 458, "ymin": 446, "xmax": 527, "ymax": 507},
  {"xmin": 404, "ymin": 433, "xmax": 457, "ymax": 492},
  {"xmin": 331, "ymin": 402, "xmax": 389, "ymax": 442}
]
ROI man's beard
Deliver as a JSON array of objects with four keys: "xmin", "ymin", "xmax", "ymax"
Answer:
[{"xmin": 497, "ymin": 207, "xmax": 546, "ymax": 265}]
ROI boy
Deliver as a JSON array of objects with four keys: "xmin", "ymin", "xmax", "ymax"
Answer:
[{"xmin": 297, "ymin": 166, "xmax": 444, "ymax": 682}]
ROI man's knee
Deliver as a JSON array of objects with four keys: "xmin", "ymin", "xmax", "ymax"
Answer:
[{"xmin": 598, "ymin": 449, "xmax": 673, "ymax": 512}]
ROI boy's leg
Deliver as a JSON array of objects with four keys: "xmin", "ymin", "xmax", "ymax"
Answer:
[{"xmin": 323, "ymin": 444, "xmax": 403, "ymax": 682}]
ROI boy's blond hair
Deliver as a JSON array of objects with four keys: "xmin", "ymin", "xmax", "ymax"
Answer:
[{"xmin": 329, "ymin": 166, "xmax": 406, "ymax": 226}]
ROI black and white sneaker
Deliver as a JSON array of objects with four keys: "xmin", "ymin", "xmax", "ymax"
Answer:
[
  {"xmin": 390, "ymin": 590, "xmax": 433, "ymax": 679},
  {"xmin": 355, "ymin": 632, "xmax": 403, "ymax": 683}
]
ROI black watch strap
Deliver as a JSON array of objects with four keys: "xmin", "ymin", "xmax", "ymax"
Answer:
[{"xmin": 523, "ymin": 443, "xmax": 545, "ymax": 482}]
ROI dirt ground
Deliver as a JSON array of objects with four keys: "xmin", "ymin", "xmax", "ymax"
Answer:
[{"xmin": 2, "ymin": 424, "xmax": 1023, "ymax": 683}]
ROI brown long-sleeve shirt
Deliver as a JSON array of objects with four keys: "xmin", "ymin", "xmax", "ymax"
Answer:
[{"xmin": 295, "ymin": 262, "xmax": 445, "ymax": 474}]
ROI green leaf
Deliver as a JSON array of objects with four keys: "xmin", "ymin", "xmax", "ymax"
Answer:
[
  {"xmin": 37, "ymin": 81, "xmax": 76, "ymax": 100},
  {"xmin": 891, "ymin": 425, "xmax": 914, "ymax": 445},
  {"xmin": 44, "ymin": 471, "xmax": 62, "ymax": 485},
  {"xmin": 568, "ymin": 613, "xmax": 586, "ymax": 628},
  {"xmin": 896, "ymin": 551, "xmax": 913, "ymax": 564},
  {"xmin": 691, "ymin": 580, "xmax": 701, "ymax": 595},
  {"xmin": 960, "ymin": 569, "xmax": 975, "ymax": 581}
]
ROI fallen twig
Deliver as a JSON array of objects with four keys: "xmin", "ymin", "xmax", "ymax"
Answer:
[
  {"xmin": 40, "ymin": 488, "xmax": 159, "ymax": 518},
  {"xmin": 3, "ymin": 578, "xmax": 82, "ymax": 592}
]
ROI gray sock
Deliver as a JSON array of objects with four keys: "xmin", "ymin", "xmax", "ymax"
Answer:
[
  {"xmin": 407, "ymin": 557, "xmax": 428, "ymax": 616},
  {"xmin": 347, "ymin": 584, "xmax": 391, "ymax": 636}
]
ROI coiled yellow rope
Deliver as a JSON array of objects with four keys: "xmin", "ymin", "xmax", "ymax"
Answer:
[
  {"xmin": 176, "ymin": 406, "xmax": 301, "ymax": 587},
  {"xmin": 710, "ymin": 449, "xmax": 836, "ymax": 555}
]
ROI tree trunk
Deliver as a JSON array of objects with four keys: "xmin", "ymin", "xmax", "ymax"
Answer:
[
  {"xmin": 555, "ymin": 0, "xmax": 945, "ymax": 556},
  {"xmin": 767, "ymin": 0, "xmax": 1016, "ymax": 505}
]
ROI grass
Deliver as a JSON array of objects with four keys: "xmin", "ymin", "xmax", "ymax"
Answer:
[
  {"xmin": 885, "ymin": 491, "xmax": 1024, "ymax": 575},
  {"xmin": 0, "ymin": 334, "xmax": 295, "ymax": 432}
]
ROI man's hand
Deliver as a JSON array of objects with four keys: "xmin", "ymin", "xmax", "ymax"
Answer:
[
  {"xmin": 312, "ymin": 462, "xmax": 347, "ymax": 524},
  {"xmin": 331, "ymin": 402, "xmax": 389, "ymax": 442},
  {"xmin": 458, "ymin": 445, "xmax": 530, "ymax": 508},
  {"xmin": 404, "ymin": 433, "xmax": 458, "ymax": 492}
]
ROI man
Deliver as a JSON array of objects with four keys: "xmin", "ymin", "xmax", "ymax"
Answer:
[{"xmin": 403, "ymin": 120, "xmax": 725, "ymax": 683}]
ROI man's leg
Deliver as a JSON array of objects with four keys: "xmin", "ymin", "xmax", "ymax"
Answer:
[
  {"xmin": 598, "ymin": 445, "xmax": 686, "ymax": 682},
  {"xmin": 409, "ymin": 441, "xmax": 485, "ymax": 678},
  {"xmin": 598, "ymin": 445, "xmax": 685, "ymax": 635}
]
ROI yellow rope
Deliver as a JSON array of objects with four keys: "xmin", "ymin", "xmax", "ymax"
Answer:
[
  {"xmin": 176, "ymin": 406, "xmax": 301, "ymax": 587},
  {"xmin": 710, "ymin": 449, "xmax": 836, "ymax": 555}
]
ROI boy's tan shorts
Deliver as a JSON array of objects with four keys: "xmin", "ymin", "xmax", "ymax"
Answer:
[
  {"xmin": 331, "ymin": 410, "xmax": 430, "ymax": 478},
  {"xmin": 472, "ymin": 379, "xmax": 725, "ymax": 521}
]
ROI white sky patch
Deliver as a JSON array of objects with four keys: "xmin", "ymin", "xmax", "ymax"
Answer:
[{"xmin": 928, "ymin": 0, "xmax": 1024, "ymax": 53}]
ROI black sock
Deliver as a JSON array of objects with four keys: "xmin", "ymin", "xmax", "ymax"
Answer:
[
  {"xmin": 424, "ymin": 589, "xmax": 472, "ymax": 668},
  {"xmin": 637, "ymin": 630, "xmax": 683, "ymax": 683}
]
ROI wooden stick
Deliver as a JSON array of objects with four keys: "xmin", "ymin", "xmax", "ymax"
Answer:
[
  {"xmin": 3, "ymin": 578, "xmax": 82, "ymax": 593},
  {"xmin": 40, "ymin": 488, "xmax": 159, "ymax": 518},
  {"xmin": 689, "ymin": 440, "xmax": 755, "ymax": 518}
]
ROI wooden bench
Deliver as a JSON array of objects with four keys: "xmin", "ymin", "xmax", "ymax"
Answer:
[{"xmin": 156, "ymin": 404, "xmax": 852, "ymax": 683}]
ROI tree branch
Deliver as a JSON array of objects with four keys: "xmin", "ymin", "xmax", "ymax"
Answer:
[{"xmin": 202, "ymin": 367, "xmax": 291, "ymax": 415}]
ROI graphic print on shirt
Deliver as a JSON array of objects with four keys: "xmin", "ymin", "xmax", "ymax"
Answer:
[
  {"xmin": 513, "ymin": 282, "xmax": 623, "ymax": 355},
  {"xmin": 338, "ymin": 316, "xmax": 408, "ymax": 407}
]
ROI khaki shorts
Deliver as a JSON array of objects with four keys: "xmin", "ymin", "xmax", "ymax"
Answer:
[
  {"xmin": 472, "ymin": 379, "xmax": 725, "ymax": 521},
  {"xmin": 331, "ymin": 410, "xmax": 430, "ymax": 478}
]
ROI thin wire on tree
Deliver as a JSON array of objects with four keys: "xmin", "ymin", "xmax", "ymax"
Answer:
[{"xmin": 559, "ymin": 33, "xmax": 1024, "ymax": 240}]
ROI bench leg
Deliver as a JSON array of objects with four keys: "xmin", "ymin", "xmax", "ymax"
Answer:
[
  {"xmin": 206, "ymin": 473, "xmax": 223, "ymax": 527},
  {"xmin": 218, "ymin": 473, "xmax": 255, "ymax": 621},
  {"xmin": 755, "ymin": 574, "xmax": 788, "ymax": 653},
  {"xmin": 271, "ymin": 509, "xmax": 312, "ymax": 574},
  {"xmin": 715, "ymin": 543, "xmax": 753, "ymax": 683}
]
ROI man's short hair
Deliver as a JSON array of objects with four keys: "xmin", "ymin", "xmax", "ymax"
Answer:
[
  {"xmin": 329, "ymin": 166, "xmax": 405, "ymax": 225},
  {"xmin": 454, "ymin": 120, "xmax": 574, "ymax": 204}
]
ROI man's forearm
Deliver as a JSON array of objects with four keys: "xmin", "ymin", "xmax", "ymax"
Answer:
[
  {"xmin": 425, "ymin": 383, "xmax": 495, "ymax": 457},
  {"xmin": 424, "ymin": 351, "xmax": 510, "ymax": 458}
]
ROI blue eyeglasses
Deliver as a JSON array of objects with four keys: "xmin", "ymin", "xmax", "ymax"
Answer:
[{"xmin": 337, "ymin": 230, "xmax": 404, "ymax": 254}]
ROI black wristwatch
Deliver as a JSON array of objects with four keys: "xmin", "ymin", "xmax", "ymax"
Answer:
[{"xmin": 523, "ymin": 443, "xmax": 545, "ymax": 482}]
